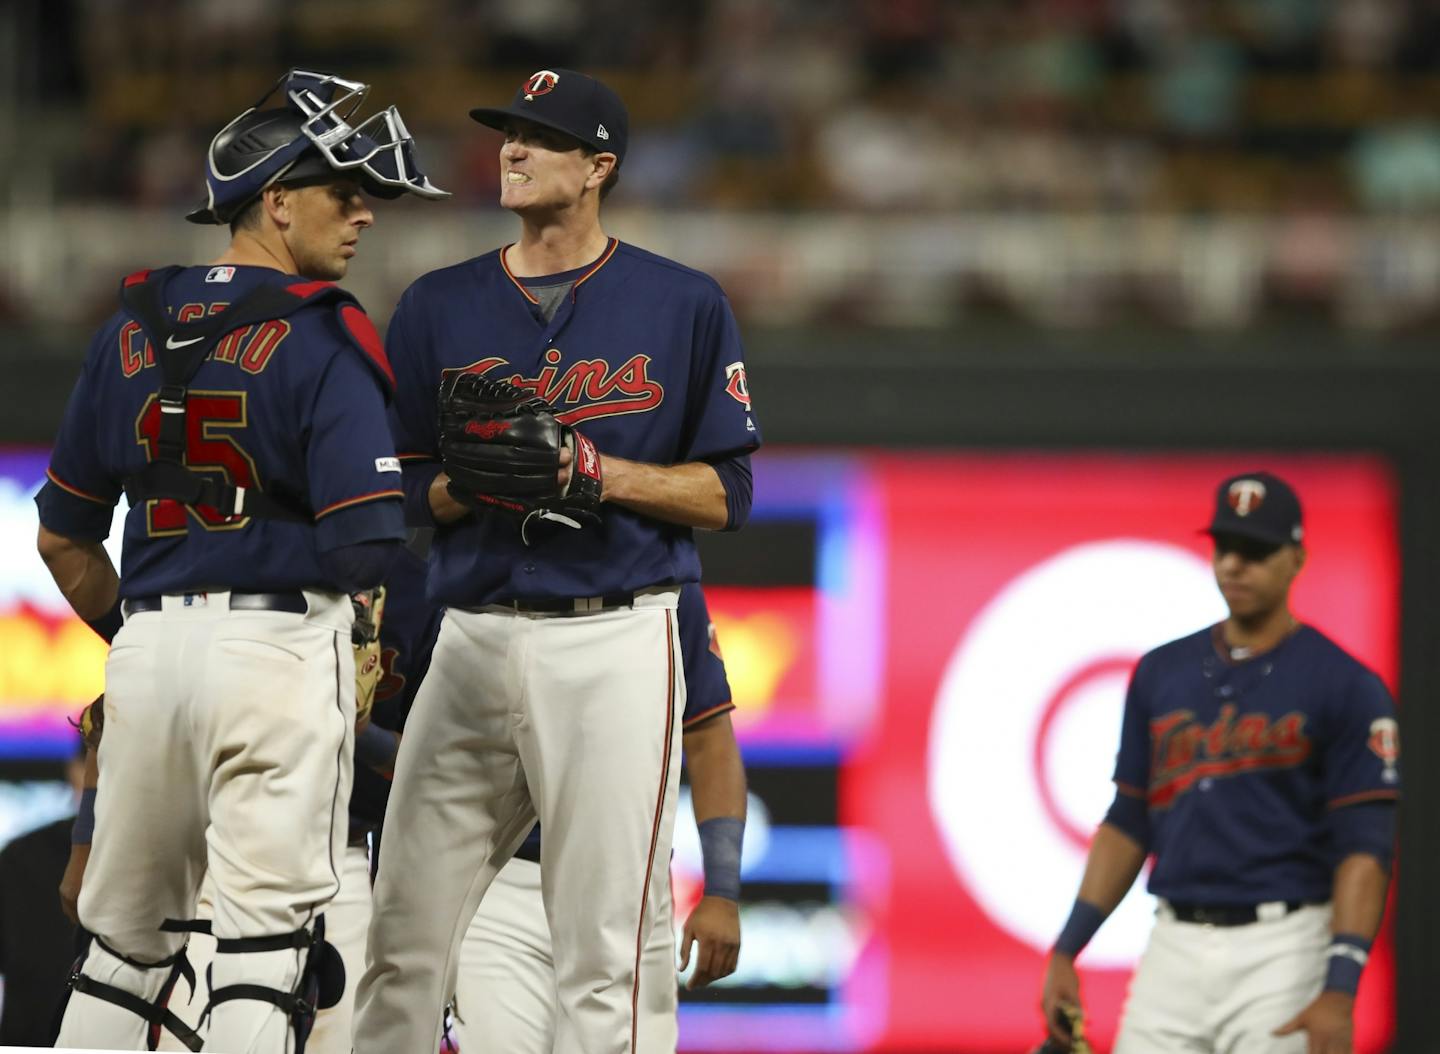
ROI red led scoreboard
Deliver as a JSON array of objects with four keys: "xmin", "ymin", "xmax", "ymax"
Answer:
[{"xmin": 0, "ymin": 449, "xmax": 1399, "ymax": 1052}]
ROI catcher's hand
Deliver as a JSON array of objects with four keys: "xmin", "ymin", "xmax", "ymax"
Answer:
[
  {"xmin": 437, "ymin": 373, "xmax": 603, "ymax": 544},
  {"xmin": 351, "ymin": 586, "xmax": 386, "ymax": 730}
]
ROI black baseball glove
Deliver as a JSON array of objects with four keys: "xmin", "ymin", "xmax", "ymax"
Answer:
[{"xmin": 438, "ymin": 373, "xmax": 603, "ymax": 544}]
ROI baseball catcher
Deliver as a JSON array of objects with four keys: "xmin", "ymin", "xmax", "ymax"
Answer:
[{"xmin": 437, "ymin": 374, "xmax": 603, "ymax": 544}]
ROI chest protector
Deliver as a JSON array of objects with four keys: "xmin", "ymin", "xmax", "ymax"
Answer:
[{"xmin": 119, "ymin": 266, "xmax": 367, "ymax": 524}]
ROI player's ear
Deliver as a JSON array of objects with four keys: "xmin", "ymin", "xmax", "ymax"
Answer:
[
  {"xmin": 587, "ymin": 152, "xmax": 617, "ymax": 192},
  {"xmin": 262, "ymin": 183, "xmax": 292, "ymax": 229}
]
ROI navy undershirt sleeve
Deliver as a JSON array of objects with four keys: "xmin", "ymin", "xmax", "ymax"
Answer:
[
  {"xmin": 35, "ymin": 481, "xmax": 114, "ymax": 542},
  {"xmin": 400, "ymin": 461, "xmax": 445, "ymax": 528},
  {"xmin": 1327, "ymin": 800, "xmax": 1397, "ymax": 870},
  {"xmin": 706, "ymin": 453, "xmax": 752, "ymax": 532},
  {"xmin": 317, "ymin": 538, "xmax": 403, "ymax": 593},
  {"xmin": 1103, "ymin": 788, "xmax": 1152, "ymax": 850}
]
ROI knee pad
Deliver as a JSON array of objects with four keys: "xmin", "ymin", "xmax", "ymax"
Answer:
[
  {"xmin": 205, "ymin": 915, "xmax": 345, "ymax": 1054},
  {"xmin": 66, "ymin": 933, "xmax": 204, "ymax": 1052}
]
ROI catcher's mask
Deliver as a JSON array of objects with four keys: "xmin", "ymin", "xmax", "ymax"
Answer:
[{"xmin": 186, "ymin": 68, "xmax": 449, "ymax": 225}]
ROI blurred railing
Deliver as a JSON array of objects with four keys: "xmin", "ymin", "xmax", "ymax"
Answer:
[{"xmin": 6, "ymin": 209, "xmax": 1440, "ymax": 336}]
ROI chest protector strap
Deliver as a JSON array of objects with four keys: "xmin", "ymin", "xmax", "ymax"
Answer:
[{"xmin": 119, "ymin": 267, "xmax": 357, "ymax": 524}]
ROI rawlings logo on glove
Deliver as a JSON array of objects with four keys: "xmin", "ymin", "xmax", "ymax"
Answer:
[
  {"xmin": 465, "ymin": 419, "xmax": 512, "ymax": 440},
  {"xmin": 437, "ymin": 373, "xmax": 603, "ymax": 544}
]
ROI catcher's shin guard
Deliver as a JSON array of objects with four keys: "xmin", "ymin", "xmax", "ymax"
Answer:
[
  {"xmin": 204, "ymin": 917, "xmax": 345, "ymax": 1054},
  {"xmin": 58, "ymin": 934, "xmax": 203, "ymax": 1051}
]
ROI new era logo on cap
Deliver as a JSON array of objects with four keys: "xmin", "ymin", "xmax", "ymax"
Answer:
[{"xmin": 596, "ymin": 124, "xmax": 609, "ymax": 140}]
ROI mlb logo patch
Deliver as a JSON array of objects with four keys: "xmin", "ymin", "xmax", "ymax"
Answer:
[{"xmin": 206, "ymin": 266, "xmax": 236, "ymax": 283}]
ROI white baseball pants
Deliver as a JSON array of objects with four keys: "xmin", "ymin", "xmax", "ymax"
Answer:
[
  {"xmin": 353, "ymin": 590, "xmax": 684, "ymax": 1054},
  {"xmin": 57, "ymin": 590, "xmax": 354, "ymax": 1054},
  {"xmin": 302, "ymin": 844, "xmax": 372, "ymax": 1054},
  {"xmin": 451, "ymin": 854, "xmax": 680, "ymax": 1054},
  {"xmin": 1115, "ymin": 902, "xmax": 1331, "ymax": 1054}
]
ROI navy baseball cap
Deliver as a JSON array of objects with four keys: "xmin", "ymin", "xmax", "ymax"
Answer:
[
  {"xmin": 469, "ymin": 69, "xmax": 628, "ymax": 163},
  {"xmin": 1204, "ymin": 471, "xmax": 1305, "ymax": 547}
]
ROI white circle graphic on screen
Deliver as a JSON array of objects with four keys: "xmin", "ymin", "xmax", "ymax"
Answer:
[{"xmin": 928, "ymin": 539, "xmax": 1225, "ymax": 966}]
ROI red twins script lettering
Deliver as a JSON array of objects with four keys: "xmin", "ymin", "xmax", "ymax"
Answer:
[
  {"xmin": 446, "ymin": 352, "xmax": 664, "ymax": 425},
  {"xmin": 1147, "ymin": 704, "xmax": 1312, "ymax": 809}
]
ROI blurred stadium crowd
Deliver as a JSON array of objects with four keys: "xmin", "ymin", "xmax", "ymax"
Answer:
[{"xmin": 7, "ymin": 0, "xmax": 1440, "ymax": 331}]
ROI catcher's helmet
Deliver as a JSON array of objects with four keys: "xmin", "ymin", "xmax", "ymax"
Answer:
[{"xmin": 187, "ymin": 69, "xmax": 448, "ymax": 225}]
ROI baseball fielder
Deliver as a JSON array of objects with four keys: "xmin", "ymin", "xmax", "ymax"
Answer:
[
  {"xmin": 353, "ymin": 68, "xmax": 760, "ymax": 1054},
  {"xmin": 1040, "ymin": 472, "xmax": 1399, "ymax": 1054},
  {"xmin": 35, "ymin": 69, "xmax": 444, "ymax": 1052},
  {"xmin": 452, "ymin": 581, "xmax": 747, "ymax": 1054}
]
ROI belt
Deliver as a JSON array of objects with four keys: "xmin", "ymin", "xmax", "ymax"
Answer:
[
  {"xmin": 124, "ymin": 591, "xmax": 309, "ymax": 616},
  {"xmin": 495, "ymin": 592, "xmax": 636, "ymax": 614},
  {"xmin": 1165, "ymin": 900, "xmax": 1323, "ymax": 927}
]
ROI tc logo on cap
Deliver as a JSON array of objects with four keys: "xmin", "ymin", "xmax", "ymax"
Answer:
[
  {"xmin": 523, "ymin": 70, "xmax": 559, "ymax": 101},
  {"xmin": 1227, "ymin": 479, "xmax": 1267, "ymax": 516}
]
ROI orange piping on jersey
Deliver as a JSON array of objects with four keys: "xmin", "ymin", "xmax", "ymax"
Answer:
[
  {"xmin": 314, "ymin": 489, "xmax": 404, "ymax": 519},
  {"xmin": 397, "ymin": 451, "xmax": 436, "ymax": 462},
  {"xmin": 500, "ymin": 239, "xmax": 619, "ymax": 305},
  {"xmin": 498, "ymin": 246, "xmax": 541, "ymax": 305},
  {"xmin": 682, "ymin": 701, "xmax": 735, "ymax": 730},
  {"xmin": 1114, "ymin": 781, "xmax": 1147, "ymax": 799},
  {"xmin": 571, "ymin": 237, "xmax": 619, "ymax": 297},
  {"xmin": 1327, "ymin": 789, "xmax": 1400, "ymax": 809},
  {"xmin": 45, "ymin": 468, "xmax": 113, "ymax": 506}
]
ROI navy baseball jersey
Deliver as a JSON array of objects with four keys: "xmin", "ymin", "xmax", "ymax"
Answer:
[
  {"xmin": 386, "ymin": 239, "xmax": 761, "ymax": 606},
  {"xmin": 513, "ymin": 580, "xmax": 735, "ymax": 860},
  {"xmin": 1114, "ymin": 624, "xmax": 1400, "ymax": 904},
  {"xmin": 676, "ymin": 581, "xmax": 735, "ymax": 730},
  {"xmin": 35, "ymin": 265, "xmax": 405, "ymax": 594}
]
